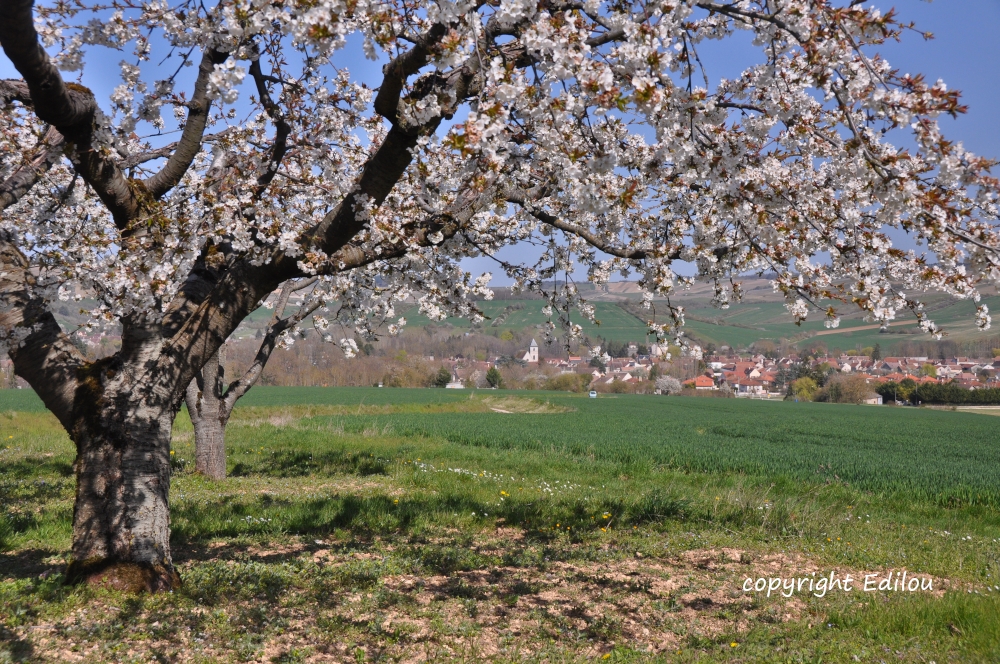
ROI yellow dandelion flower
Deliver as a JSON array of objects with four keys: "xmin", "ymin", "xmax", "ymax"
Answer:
[{"xmin": 730, "ymin": 642, "xmax": 738, "ymax": 647}]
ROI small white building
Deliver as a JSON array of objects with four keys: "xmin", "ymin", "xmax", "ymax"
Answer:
[{"xmin": 522, "ymin": 338, "xmax": 539, "ymax": 364}]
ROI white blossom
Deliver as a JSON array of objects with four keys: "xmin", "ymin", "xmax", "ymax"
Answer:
[{"xmin": 207, "ymin": 60, "xmax": 245, "ymax": 104}]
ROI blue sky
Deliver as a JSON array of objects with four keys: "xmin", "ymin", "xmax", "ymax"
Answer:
[
  {"xmin": 466, "ymin": 1, "xmax": 1000, "ymax": 284},
  {"xmin": 4, "ymin": 2, "xmax": 998, "ymax": 286}
]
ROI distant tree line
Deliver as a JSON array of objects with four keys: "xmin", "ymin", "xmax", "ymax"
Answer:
[
  {"xmin": 873, "ymin": 379, "xmax": 1000, "ymax": 405},
  {"xmin": 911, "ymin": 382, "xmax": 1000, "ymax": 405}
]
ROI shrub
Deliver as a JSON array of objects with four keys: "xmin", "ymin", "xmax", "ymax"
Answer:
[
  {"xmin": 822, "ymin": 374, "xmax": 872, "ymax": 404},
  {"xmin": 431, "ymin": 367, "xmax": 452, "ymax": 388},
  {"xmin": 791, "ymin": 376, "xmax": 818, "ymax": 401},
  {"xmin": 654, "ymin": 376, "xmax": 683, "ymax": 395},
  {"xmin": 608, "ymin": 378, "xmax": 630, "ymax": 393},
  {"xmin": 544, "ymin": 373, "xmax": 589, "ymax": 392},
  {"xmin": 910, "ymin": 382, "xmax": 1000, "ymax": 405},
  {"xmin": 485, "ymin": 366, "xmax": 504, "ymax": 389}
]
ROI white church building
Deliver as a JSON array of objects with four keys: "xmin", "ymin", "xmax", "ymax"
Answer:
[{"xmin": 522, "ymin": 338, "xmax": 539, "ymax": 364}]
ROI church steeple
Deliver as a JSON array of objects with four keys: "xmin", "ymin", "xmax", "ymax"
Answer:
[{"xmin": 523, "ymin": 338, "xmax": 539, "ymax": 363}]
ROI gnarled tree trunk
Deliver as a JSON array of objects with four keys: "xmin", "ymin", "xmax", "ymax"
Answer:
[{"xmin": 67, "ymin": 374, "xmax": 179, "ymax": 590}]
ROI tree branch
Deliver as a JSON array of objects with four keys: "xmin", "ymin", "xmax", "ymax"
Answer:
[
  {"xmin": 373, "ymin": 23, "xmax": 449, "ymax": 124},
  {"xmin": 0, "ymin": 5, "xmax": 143, "ymax": 229},
  {"xmin": 586, "ymin": 27, "xmax": 626, "ymax": 47},
  {"xmin": 142, "ymin": 49, "xmax": 228, "ymax": 198},
  {"xmin": 505, "ymin": 190, "xmax": 654, "ymax": 260},
  {"xmin": 0, "ymin": 233, "xmax": 84, "ymax": 431},
  {"xmin": 0, "ymin": 125, "xmax": 64, "ymax": 210},
  {"xmin": 220, "ymin": 277, "xmax": 319, "ymax": 413},
  {"xmin": 119, "ymin": 130, "xmax": 234, "ymax": 170},
  {"xmin": 142, "ymin": 49, "xmax": 229, "ymax": 200},
  {"xmin": 248, "ymin": 59, "xmax": 291, "ymax": 198},
  {"xmin": 695, "ymin": 2, "xmax": 807, "ymax": 43}
]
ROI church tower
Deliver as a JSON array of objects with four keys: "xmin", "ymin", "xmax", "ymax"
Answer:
[{"xmin": 522, "ymin": 338, "xmax": 539, "ymax": 363}]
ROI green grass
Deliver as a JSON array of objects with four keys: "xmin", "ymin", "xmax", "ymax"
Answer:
[
  {"xmin": 0, "ymin": 390, "xmax": 50, "ymax": 412},
  {"xmin": 2, "ymin": 388, "xmax": 999, "ymax": 662}
]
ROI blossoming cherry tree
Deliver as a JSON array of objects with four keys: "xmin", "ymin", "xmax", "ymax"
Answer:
[{"xmin": 0, "ymin": 0, "xmax": 997, "ymax": 590}]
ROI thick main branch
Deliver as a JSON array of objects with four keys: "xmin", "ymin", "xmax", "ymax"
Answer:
[{"xmin": 0, "ymin": 4, "xmax": 141, "ymax": 229}]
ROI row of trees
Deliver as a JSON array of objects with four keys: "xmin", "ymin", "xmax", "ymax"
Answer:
[
  {"xmin": 878, "ymin": 381, "xmax": 1000, "ymax": 405},
  {"xmin": 791, "ymin": 374, "xmax": 1000, "ymax": 406},
  {"xmin": 788, "ymin": 369, "xmax": 875, "ymax": 404}
]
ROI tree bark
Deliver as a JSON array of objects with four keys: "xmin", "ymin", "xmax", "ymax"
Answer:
[
  {"xmin": 185, "ymin": 349, "xmax": 228, "ymax": 480},
  {"xmin": 64, "ymin": 357, "xmax": 182, "ymax": 591}
]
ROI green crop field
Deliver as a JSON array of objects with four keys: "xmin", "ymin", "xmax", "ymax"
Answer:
[
  {"xmin": 676, "ymin": 294, "xmax": 1000, "ymax": 350},
  {"xmin": 288, "ymin": 388, "xmax": 1000, "ymax": 507},
  {"xmin": 2, "ymin": 387, "xmax": 999, "ymax": 662}
]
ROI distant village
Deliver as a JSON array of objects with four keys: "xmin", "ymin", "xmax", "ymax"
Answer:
[
  {"xmin": 7, "ymin": 325, "xmax": 997, "ymax": 405},
  {"xmin": 432, "ymin": 338, "xmax": 1000, "ymax": 404}
]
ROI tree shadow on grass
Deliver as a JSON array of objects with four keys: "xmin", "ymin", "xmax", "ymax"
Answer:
[
  {"xmin": 170, "ymin": 493, "xmax": 483, "ymax": 546},
  {"xmin": 0, "ymin": 625, "xmax": 35, "ymax": 663},
  {"xmin": 0, "ymin": 459, "xmax": 73, "ymax": 519},
  {"xmin": 170, "ymin": 488, "xmax": 690, "ymax": 552},
  {"xmin": 229, "ymin": 449, "xmax": 389, "ymax": 478},
  {"xmin": 0, "ymin": 458, "xmax": 73, "ymax": 483},
  {"xmin": 0, "ymin": 548, "xmax": 63, "ymax": 580}
]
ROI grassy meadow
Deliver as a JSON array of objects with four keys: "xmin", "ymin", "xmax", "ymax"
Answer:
[{"xmin": 2, "ymin": 388, "xmax": 1000, "ymax": 662}]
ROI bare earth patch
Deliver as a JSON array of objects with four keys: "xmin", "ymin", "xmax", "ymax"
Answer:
[{"xmin": 7, "ymin": 540, "xmax": 956, "ymax": 663}]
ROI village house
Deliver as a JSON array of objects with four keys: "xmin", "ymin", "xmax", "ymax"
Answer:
[
  {"xmin": 733, "ymin": 379, "xmax": 766, "ymax": 396},
  {"xmin": 686, "ymin": 375, "xmax": 716, "ymax": 390}
]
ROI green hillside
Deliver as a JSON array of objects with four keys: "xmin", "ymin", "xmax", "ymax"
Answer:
[
  {"xmin": 231, "ymin": 288, "xmax": 1000, "ymax": 351},
  {"xmin": 393, "ymin": 293, "xmax": 1000, "ymax": 351},
  {"xmin": 398, "ymin": 301, "xmax": 651, "ymax": 342}
]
